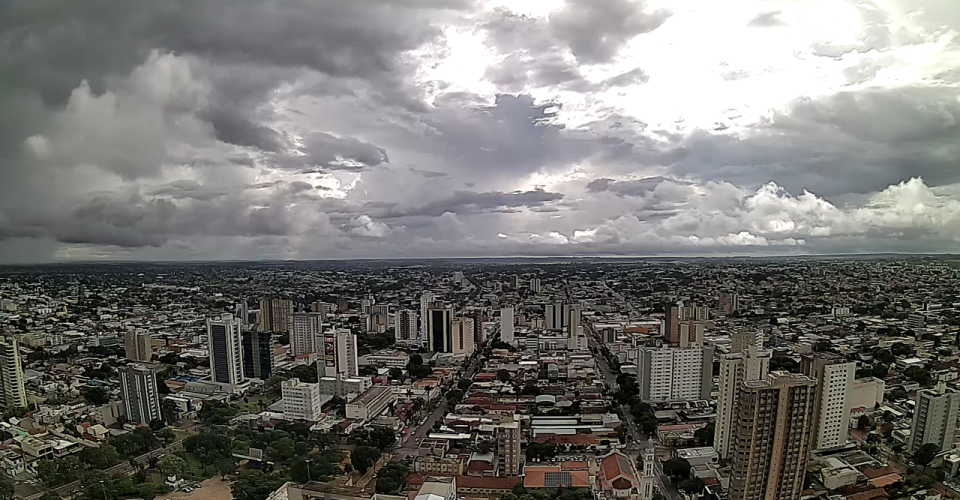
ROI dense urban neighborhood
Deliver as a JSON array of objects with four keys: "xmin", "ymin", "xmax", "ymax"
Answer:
[{"xmin": 0, "ymin": 257, "xmax": 958, "ymax": 500}]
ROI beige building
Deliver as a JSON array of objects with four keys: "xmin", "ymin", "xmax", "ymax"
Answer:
[
  {"xmin": 496, "ymin": 420, "xmax": 521, "ymax": 476},
  {"xmin": 802, "ymin": 353, "xmax": 856, "ymax": 449},
  {"xmin": 715, "ymin": 330, "xmax": 770, "ymax": 459},
  {"xmin": 260, "ymin": 297, "xmax": 293, "ymax": 334},
  {"xmin": 452, "ymin": 317, "xmax": 476, "ymax": 358},
  {"xmin": 730, "ymin": 372, "xmax": 817, "ymax": 500},
  {"xmin": 123, "ymin": 330, "xmax": 152, "ymax": 362},
  {"xmin": 909, "ymin": 381, "xmax": 960, "ymax": 453}
]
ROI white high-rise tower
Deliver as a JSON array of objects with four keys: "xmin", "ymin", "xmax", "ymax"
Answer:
[
  {"xmin": 291, "ymin": 312, "xmax": 323, "ymax": 356},
  {"xmin": 500, "ymin": 306, "xmax": 515, "ymax": 344},
  {"xmin": 715, "ymin": 330, "xmax": 770, "ymax": 459},
  {"xmin": 0, "ymin": 338, "xmax": 27, "ymax": 410},
  {"xmin": 207, "ymin": 314, "xmax": 244, "ymax": 386}
]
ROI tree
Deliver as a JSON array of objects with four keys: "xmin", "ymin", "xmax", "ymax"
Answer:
[
  {"xmin": 445, "ymin": 389, "xmax": 464, "ymax": 406},
  {"xmin": 694, "ymin": 423, "xmax": 715, "ymax": 446},
  {"xmin": 388, "ymin": 368, "xmax": 403, "ymax": 380},
  {"xmin": 36, "ymin": 457, "xmax": 82, "ymax": 487},
  {"xmin": 904, "ymin": 366, "xmax": 932, "ymax": 387},
  {"xmin": 457, "ymin": 379, "xmax": 473, "ymax": 391},
  {"xmin": 159, "ymin": 455, "xmax": 188, "ymax": 478},
  {"xmin": 410, "ymin": 354, "xmax": 424, "ymax": 366},
  {"xmin": 197, "ymin": 400, "xmax": 239, "ymax": 425},
  {"xmin": 161, "ymin": 399, "xmax": 180, "ymax": 425},
  {"xmin": 663, "ymin": 457, "xmax": 692, "ymax": 481},
  {"xmin": 496, "ymin": 369, "xmax": 511, "ymax": 382},
  {"xmin": 78, "ymin": 444, "xmax": 119, "ymax": 470},
  {"xmin": 231, "ymin": 471, "xmax": 289, "ymax": 500},
  {"xmin": 913, "ymin": 443, "xmax": 940, "ymax": 466},
  {"xmin": 351, "ymin": 446, "xmax": 381, "ymax": 473},
  {"xmin": 679, "ymin": 478, "xmax": 705, "ymax": 493},
  {"xmin": 156, "ymin": 427, "xmax": 176, "ymax": 444},
  {"xmin": 0, "ymin": 476, "xmax": 12, "ymax": 500},
  {"xmin": 81, "ymin": 386, "xmax": 110, "ymax": 406},
  {"xmin": 857, "ymin": 415, "xmax": 871, "ymax": 429},
  {"xmin": 375, "ymin": 461, "xmax": 409, "ymax": 493}
]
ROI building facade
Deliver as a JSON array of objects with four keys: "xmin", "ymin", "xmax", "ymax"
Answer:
[
  {"xmin": 802, "ymin": 353, "xmax": 856, "ymax": 450},
  {"xmin": 501, "ymin": 307, "xmax": 515, "ymax": 344},
  {"xmin": 120, "ymin": 364, "xmax": 162, "ymax": 424},
  {"xmin": 281, "ymin": 379, "xmax": 323, "ymax": 421},
  {"xmin": 909, "ymin": 382, "xmax": 960, "ymax": 453},
  {"xmin": 452, "ymin": 317, "xmax": 476, "ymax": 358},
  {"xmin": 715, "ymin": 331, "xmax": 771, "ymax": 459},
  {"xmin": 496, "ymin": 421, "xmax": 521, "ymax": 476},
  {"xmin": 291, "ymin": 312, "xmax": 323, "ymax": 356},
  {"xmin": 242, "ymin": 329, "xmax": 273, "ymax": 380},
  {"xmin": 123, "ymin": 330, "xmax": 152, "ymax": 362},
  {"xmin": 428, "ymin": 303, "xmax": 453, "ymax": 353},
  {"xmin": 207, "ymin": 314, "xmax": 244, "ymax": 386},
  {"xmin": 260, "ymin": 297, "xmax": 293, "ymax": 334},
  {"xmin": 637, "ymin": 345, "xmax": 714, "ymax": 403},
  {"xmin": 729, "ymin": 372, "xmax": 817, "ymax": 500},
  {"xmin": 395, "ymin": 309, "xmax": 418, "ymax": 342},
  {"xmin": 321, "ymin": 329, "xmax": 358, "ymax": 378},
  {"xmin": 0, "ymin": 338, "xmax": 27, "ymax": 410},
  {"xmin": 420, "ymin": 292, "xmax": 435, "ymax": 340}
]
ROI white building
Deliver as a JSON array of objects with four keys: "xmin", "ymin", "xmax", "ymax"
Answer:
[
  {"xmin": 319, "ymin": 376, "xmax": 372, "ymax": 399},
  {"xmin": 0, "ymin": 338, "xmax": 27, "ymax": 410},
  {"xmin": 500, "ymin": 306, "xmax": 515, "ymax": 344},
  {"xmin": 124, "ymin": 330, "xmax": 152, "ymax": 362},
  {"xmin": 290, "ymin": 312, "xmax": 323, "ymax": 357},
  {"xmin": 420, "ymin": 292, "xmax": 435, "ymax": 340},
  {"xmin": 320, "ymin": 329, "xmax": 358, "ymax": 378},
  {"xmin": 637, "ymin": 345, "xmax": 714, "ymax": 403},
  {"xmin": 850, "ymin": 377, "xmax": 885, "ymax": 410},
  {"xmin": 281, "ymin": 379, "xmax": 323, "ymax": 421},
  {"xmin": 207, "ymin": 314, "xmax": 244, "ymax": 386},
  {"xmin": 909, "ymin": 382, "xmax": 960, "ymax": 453},
  {"xmin": 452, "ymin": 317, "xmax": 475, "ymax": 358},
  {"xmin": 803, "ymin": 353, "xmax": 856, "ymax": 450},
  {"xmin": 346, "ymin": 386, "xmax": 396, "ymax": 421},
  {"xmin": 120, "ymin": 364, "xmax": 162, "ymax": 424},
  {"xmin": 395, "ymin": 309, "xmax": 418, "ymax": 342},
  {"xmin": 529, "ymin": 278, "xmax": 541, "ymax": 294},
  {"xmin": 715, "ymin": 331, "xmax": 770, "ymax": 459}
]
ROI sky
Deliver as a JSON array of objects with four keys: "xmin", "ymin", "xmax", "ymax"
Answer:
[{"xmin": 1, "ymin": 0, "xmax": 959, "ymax": 263}]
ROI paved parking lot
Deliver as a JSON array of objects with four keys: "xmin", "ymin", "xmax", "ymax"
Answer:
[{"xmin": 164, "ymin": 477, "xmax": 233, "ymax": 500}]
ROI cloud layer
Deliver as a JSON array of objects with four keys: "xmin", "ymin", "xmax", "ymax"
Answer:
[{"xmin": 1, "ymin": 0, "xmax": 959, "ymax": 262}]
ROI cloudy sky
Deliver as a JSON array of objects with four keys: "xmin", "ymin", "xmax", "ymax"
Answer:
[{"xmin": 1, "ymin": 0, "xmax": 959, "ymax": 263}]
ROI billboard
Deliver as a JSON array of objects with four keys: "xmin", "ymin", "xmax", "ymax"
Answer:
[{"xmin": 324, "ymin": 333, "xmax": 335, "ymax": 367}]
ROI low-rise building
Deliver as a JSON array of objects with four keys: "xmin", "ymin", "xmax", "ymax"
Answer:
[{"xmin": 345, "ymin": 386, "xmax": 395, "ymax": 421}]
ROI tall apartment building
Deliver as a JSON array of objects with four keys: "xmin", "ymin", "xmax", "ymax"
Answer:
[
  {"xmin": 730, "ymin": 372, "xmax": 817, "ymax": 500},
  {"xmin": 361, "ymin": 295, "xmax": 375, "ymax": 315},
  {"xmin": 909, "ymin": 382, "xmax": 960, "ymax": 452},
  {"xmin": 501, "ymin": 306, "xmax": 515, "ymax": 344},
  {"xmin": 260, "ymin": 297, "xmax": 293, "ymax": 334},
  {"xmin": 801, "ymin": 353, "xmax": 856, "ymax": 449},
  {"xmin": 368, "ymin": 304, "xmax": 390, "ymax": 333},
  {"xmin": 290, "ymin": 312, "xmax": 323, "ymax": 356},
  {"xmin": 564, "ymin": 304, "xmax": 582, "ymax": 336},
  {"xmin": 665, "ymin": 302, "xmax": 709, "ymax": 345},
  {"xmin": 242, "ymin": 329, "xmax": 273, "ymax": 380},
  {"xmin": 471, "ymin": 309, "xmax": 485, "ymax": 345},
  {"xmin": 719, "ymin": 292, "xmax": 740, "ymax": 315},
  {"xmin": 452, "ymin": 317, "xmax": 476, "ymax": 358},
  {"xmin": 420, "ymin": 292, "xmax": 435, "ymax": 340},
  {"xmin": 321, "ymin": 329, "xmax": 358, "ymax": 378},
  {"xmin": 0, "ymin": 338, "xmax": 27, "ymax": 410},
  {"xmin": 120, "ymin": 364, "xmax": 162, "ymax": 424},
  {"xmin": 427, "ymin": 302, "xmax": 453, "ymax": 353},
  {"xmin": 529, "ymin": 278, "xmax": 541, "ymax": 294},
  {"xmin": 207, "ymin": 314, "xmax": 244, "ymax": 386},
  {"xmin": 395, "ymin": 309, "xmax": 418, "ymax": 342},
  {"xmin": 715, "ymin": 331, "xmax": 771, "ymax": 459},
  {"xmin": 124, "ymin": 330, "xmax": 152, "ymax": 362},
  {"xmin": 637, "ymin": 344, "xmax": 714, "ymax": 403},
  {"xmin": 497, "ymin": 421, "xmax": 522, "ymax": 476},
  {"xmin": 281, "ymin": 379, "xmax": 323, "ymax": 421},
  {"xmin": 545, "ymin": 303, "xmax": 565, "ymax": 331}
]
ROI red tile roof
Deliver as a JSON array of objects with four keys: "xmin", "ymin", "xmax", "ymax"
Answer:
[
  {"xmin": 862, "ymin": 466, "xmax": 896, "ymax": 479},
  {"xmin": 847, "ymin": 488, "xmax": 889, "ymax": 500},
  {"xmin": 533, "ymin": 433, "xmax": 599, "ymax": 446},
  {"xmin": 524, "ymin": 467, "xmax": 590, "ymax": 489}
]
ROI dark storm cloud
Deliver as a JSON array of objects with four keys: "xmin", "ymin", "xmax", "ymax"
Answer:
[
  {"xmin": 747, "ymin": 11, "xmax": 785, "ymax": 28},
  {"xmin": 377, "ymin": 189, "xmax": 565, "ymax": 218},
  {"xmin": 548, "ymin": 0, "xmax": 671, "ymax": 64},
  {"xmin": 202, "ymin": 106, "xmax": 284, "ymax": 152}
]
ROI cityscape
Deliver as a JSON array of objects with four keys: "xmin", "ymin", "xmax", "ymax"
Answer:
[{"xmin": 0, "ymin": 257, "xmax": 956, "ymax": 500}]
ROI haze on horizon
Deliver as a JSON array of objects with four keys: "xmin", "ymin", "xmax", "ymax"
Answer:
[{"xmin": 1, "ymin": 0, "xmax": 959, "ymax": 264}]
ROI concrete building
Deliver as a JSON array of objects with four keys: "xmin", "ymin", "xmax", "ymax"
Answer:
[
  {"xmin": 802, "ymin": 353, "xmax": 856, "ymax": 449},
  {"xmin": 207, "ymin": 314, "xmax": 244, "ymax": 386},
  {"xmin": 260, "ymin": 298, "xmax": 293, "ymax": 334},
  {"xmin": 452, "ymin": 317, "xmax": 476, "ymax": 358},
  {"xmin": 242, "ymin": 329, "xmax": 273, "ymax": 380},
  {"xmin": 529, "ymin": 278, "xmax": 541, "ymax": 294},
  {"xmin": 496, "ymin": 421, "xmax": 521, "ymax": 476},
  {"xmin": 850, "ymin": 377, "xmax": 885, "ymax": 410},
  {"xmin": 719, "ymin": 292, "xmax": 740, "ymax": 315},
  {"xmin": 346, "ymin": 386, "xmax": 396, "ymax": 421},
  {"xmin": 0, "ymin": 338, "xmax": 27, "ymax": 410},
  {"xmin": 501, "ymin": 306, "xmax": 515, "ymax": 344},
  {"xmin": 321, "ymin": 329, "xmax": 358, "ymax": 378},
  {"xmin": 909, "ymin": 381, "xmax": 960, "ymax": 453},
  {"xmin": 637, "ymin": 345, "xmax": 713, "ymax": 403},
  {"xmin": 319, "ymin": 376, "xmax": 372, "ymax": 399},
  {"xmin": 395, "ymin": 309, "xmax": 418, "ymax": 342},
  {"xmin": 281, "ymin": 379, "xmax": 323, "ymax": 421},
  {"xmin": 291, "ymin": 312, "xmax": 323, "ymax": 357},
  {"xmin": 415, "ymin": 476, "xmax": 458, "ymax": 500},
  {"xmin": 120, "ymin": 364, "xmax": 162, "ymax": 424},
  {"xmin": 545, "ymin": 303, "xmax": 565, "ymax": 331},
  {"xmin": 420, "ymin": 292, "xmax": 435, "ymax": 340},
  {"xmin": 730, "ymin": 372, "xmax": 817, "ymax": 500},
  {"xmin": 564, "ymin": 304, "xmax": 582, "ymax": 337},
  {"xmin": 427, "ymin": 302, "xmax": 453, "ymax": 353},
  {"xmin": 123, "ymin": 330, "xmax": 152, "ymax": 362},
  {"xmin": 715, "ymin": 330, "xmax": 771, "ymax": 459}
]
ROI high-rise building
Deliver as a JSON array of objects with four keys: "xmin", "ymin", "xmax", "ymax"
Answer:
[
  {"xmin": 120, "ymin": 364, "xmax": 162, "ymax": 424},
  {"xmin": 501, "ymin": 306, "xmax": 515, "ymax": 344},
  {"xmin": 427, "ymin": 302, "xmax": 453, "ymax": 353},
  {"xmin": 124, "ymin": 330, "xmax": 152, "ymax": 362},
  {"xmin": 665, "ymin": 303, "xmax": 708, "ymax": 345},
  {"xmin": 321, "ymin": 329, "xmax": 358, "ymax": 378},
  {"xmin": 281, "ymin": 379, "xmax": 323, "ymax": 421},
  {"xmin": 545, "ymin": 302, "xmax": 565, "ymax": 331},
  {"xmin": 420, "ymin": 292, "xmax": 435, "ymax": 340},
  {"xmin": 564, "ymin": 304, "xmax": 582, "ymax": 337},
  {"xmin": 452, "ymin": 317, "xmax": 476, "ymax": 358},
  {"xmin": 529, "ymin": 278, "xmax": 541, "ymax": 294},
  {"xmin": 368, "ymin": 304, "xmax": 390, "ymax": 333},
  {"xmin": 801, "ymin": 353, "xmax": 856, "ymax": 450},
  {"xmin": 678, "ymin": 321, "xmax": 705, "ymax": 348},
  {"xmin": 290, "ymin": 312, "xmax": 323, "ymax": 356},
  {"xmin": 242, "ymin": 329, "xmax": 273, "ymax": 380},
  {"xmin": 664, "ymin": 304, "xmax": 680, "ymax": 345},
  {"xmin": 361, "ymin": 294, "xmax": 375, "ymax": 315},
  {"xmin": 637, "ymin": 344, "xmax": 714, "ymax": 403},
  {"xmin": 235, "ymin": 300, "xmax": 250, "ymax": 326},
  {"xmin": 0, "ymin": 339, "xmax": 27, "ymax": 410},
  {"xmin": 395, "ymin": 309, "xmax": 418, "ymax": 342},
  {"xmin": 453, "ymin": 271, "xmax": 464, "ymax": 285},
  {"xmin": 730, "ymin": 372, "xmax": 817, "ymax": 500},
  {"xmin": 496, "ymin": 420, "xmax": 521, "ymax": 476},
  {"xmin": 207, "ymin": 314, "xmax": 244, "ymax": 386},
  {"xmin": 260, "ymin": 298, "xmax": 293, "ymax": 334},
  {"xmin": 719, "ymin": 292, "xmax": 740, "ymax": 315},
  {"xmin": 715, "ymin": 331, "xmax": 771, "ymax": 459},
  {"xmin": 908, "ymin": 381, "xmax": 960, "ymax": 453},
  {"xmin": 471, "ymin": 309, "xmax": 485, "ymax": 345}
]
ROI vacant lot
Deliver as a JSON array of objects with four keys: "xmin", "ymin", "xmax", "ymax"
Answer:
[{"xmin": 164, "ymin": 477, "xmax": 233, "ymax": 500}]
